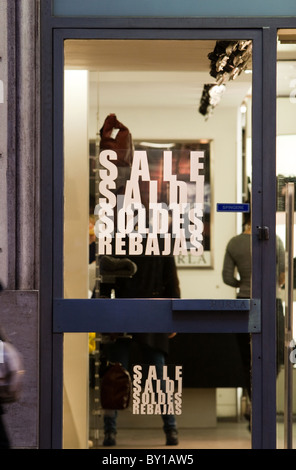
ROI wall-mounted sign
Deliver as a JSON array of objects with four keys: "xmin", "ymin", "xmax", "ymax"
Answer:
[{"xmin": 217, "ymin": 203, "xmax": 250, "ymax": 213}]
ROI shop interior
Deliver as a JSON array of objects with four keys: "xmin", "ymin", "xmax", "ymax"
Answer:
[{"xmin": 61, "ymin": 32, "xmax": 296, "ymax": 449}]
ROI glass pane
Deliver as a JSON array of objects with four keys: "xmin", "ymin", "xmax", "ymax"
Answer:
[
  {"xmin": 63, "ymin": 38, "xmax": 253, "ymax": 448},
  {"xmin": 89, "ymin": 332, "xmax": 252, "ymax": 449},
  {"xmin": 64, "ymin": 39, "xmax": 253, "ymax": 301},
  {"xmin": 276, "ymin": 30, "xmax": 296, "ymax": 448}
]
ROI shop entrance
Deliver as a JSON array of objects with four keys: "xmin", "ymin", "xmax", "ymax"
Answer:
[{"xmin": 46, "ymin": 27, "xmax": 278, "ymax": 449}]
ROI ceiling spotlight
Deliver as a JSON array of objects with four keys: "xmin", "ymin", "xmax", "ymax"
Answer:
[
  {"xmin": 240, "ymin": 102, "xmax": 247, "ymax": 113},
  {"xmin": 199, "ymin": 40, "xmax": 253, "ymax": 118},
  {"xmin": 209, "ymin": 84, "xmax": 226, "ymax": 105},
  {"xmin": 199, "ymin": 83, "xmax": 226, "ymax": 118}
]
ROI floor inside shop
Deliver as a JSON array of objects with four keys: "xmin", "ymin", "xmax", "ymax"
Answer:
[
  {"xmin": 89, "ymin": 384, "xmax": 296, "ymax": 449},
  {"xmin": 89, "ymin": 420, "xmax": 252, "ymax": 449},
  {"xmin": 89, "ymin": 419, "xmax": 296, "ymax": 449},
  {"xmin": 89, "ymin": 387, "xmax": 251, "ymax": 449}
]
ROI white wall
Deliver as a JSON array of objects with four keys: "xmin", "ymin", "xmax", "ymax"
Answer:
[
  {"xmin": 63, "ymin": 70, "xmax": 90, "ymax": 449},
  {"xmin": 277, "ymin": 97, "xmax": 296, "ymax": 136}
]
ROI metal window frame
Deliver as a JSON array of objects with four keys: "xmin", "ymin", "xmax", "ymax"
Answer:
[{"xmin": 40, "ymin": 0, "xmax": 294, "ymax": 449}]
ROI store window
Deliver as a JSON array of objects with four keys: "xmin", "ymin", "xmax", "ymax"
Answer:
[
  {"xmin": 276, "ymin": 29, "xmax": 296, "ymax": 449},
  {"xmin": 62, "ymin": 38, "xmax": 254, "ymax": 449}
]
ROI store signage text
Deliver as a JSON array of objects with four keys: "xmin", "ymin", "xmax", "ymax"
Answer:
[
  {"xmin": 132, "ymin": 364, "xmax": 183, "ymax": 415},
  {"xmin": 94, "ymin": 150, "xmax": 205, "ymax": 256}
]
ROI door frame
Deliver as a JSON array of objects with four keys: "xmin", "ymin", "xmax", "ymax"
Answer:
[{"xmin": 40, "ymin": 5, "xmax": 289, "ymax": 449}]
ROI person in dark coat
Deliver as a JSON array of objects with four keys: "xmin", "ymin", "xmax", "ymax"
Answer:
[{"xmin": 100, "ymin": 254, "xmax": 180, "ymax": 447}]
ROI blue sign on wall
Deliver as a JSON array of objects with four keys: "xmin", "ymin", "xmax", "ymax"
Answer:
[
  {"xmin": 217, "ymin": 203, "xmax": 250, "ymax": 213},
  {"xmin": 52, "ymin": 0, "xmax": 296, "ymax": 18}
]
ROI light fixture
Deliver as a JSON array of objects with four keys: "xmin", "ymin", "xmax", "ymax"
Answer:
[
  {"xmin": 199, "ymin": 40, "xmax": 252, "ymax": 118},
  {"xmin": 199, "ymin": 83, "xmax": 226, "ymax": 118},
  {"xmin": 139, "ymin": 142, "xmax": 175, "ymax": 149},
  {"xmin": 240, "ymin": 102, "xmax": 247, "ymax": 114}
]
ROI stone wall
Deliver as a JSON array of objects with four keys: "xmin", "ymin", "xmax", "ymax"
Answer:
[{"xmin": 0, "ymin": 0, "xmax": 40, "ymax": 448}]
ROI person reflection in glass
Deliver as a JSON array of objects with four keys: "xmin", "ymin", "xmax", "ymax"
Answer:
[{"xmin": 222, "ymin": 211, "xmax": 285, "ymax": 427}]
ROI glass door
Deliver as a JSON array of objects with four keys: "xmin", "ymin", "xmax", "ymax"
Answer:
[
  {"xmin": 276, "ymin": 29, "xmax": 296, "ymax": 449},
  {"xmin": 53, "ymin": 29, "xmax": 265, "ymax": 449}
]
